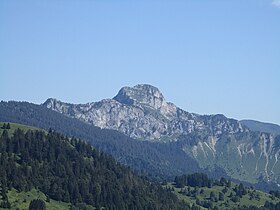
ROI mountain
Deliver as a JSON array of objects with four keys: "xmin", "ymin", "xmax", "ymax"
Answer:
[
  {"xmin": 41, "ymin": 84, "xmax": 280, "ymax": 189},
  {"xmin": 240, "ymin": 120, "xmax": 280, "ymax": 135},
  {"xmin": 0, "ymin": 101, "xmax": 204, "ymax": 180},
  {"xmin": 0, "ymin": 123, "xmax": 189, "ymax": 209},
  {"xmin": 43, "ymin": 84, "xmax": 246, "ymax": 141}
]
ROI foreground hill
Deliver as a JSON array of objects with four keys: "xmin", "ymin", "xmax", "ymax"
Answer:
[
  {"xmin": 0, "ymin": 124, "xmax": 188, "ymax": 209},
  {"xmin": 42, "ymin": 84, "xmax": 280, "ymax": 189},
  {"xmin": 2, "ymin": 124, "xmax": 279, "ymax": 210}
]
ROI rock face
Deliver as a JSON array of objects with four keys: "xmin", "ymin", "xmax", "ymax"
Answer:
[
  {"xmin": 42, "ymin": 84, "xmax": 280, "ymax": 185},
  {"xmin": 43, "ymin": 84, "xmax": 245, "ymax": 140}
]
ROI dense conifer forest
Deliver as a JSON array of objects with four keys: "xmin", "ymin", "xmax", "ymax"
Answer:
[{"xmin": 0, "ymin": 126, "xmax": 189, "ymax": 209}]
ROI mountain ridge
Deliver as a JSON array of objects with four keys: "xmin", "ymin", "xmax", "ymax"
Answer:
[
  {"xmin": 43, "ymin": 84, "xmax": 246, "ymax": 141},
  {"xmin": 0, "ymin": 100, "xmax": 206, "ymax": 180},
  {"xmin": 41, "ymin": 84, "xmax": 280, "ymax": 187},
  {"xmin": 2, "ymin": 84, "xmax": 280, "ymax": 191}
]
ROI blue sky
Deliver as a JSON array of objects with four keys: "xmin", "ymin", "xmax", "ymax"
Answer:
[{"xmin": 1, "ymin": 0, "xmax": 280, "ymax": 125}]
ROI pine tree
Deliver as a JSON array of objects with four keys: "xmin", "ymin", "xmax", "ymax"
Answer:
[
  {"xmin": 1, "ymin": 123, "xmax": 6, "ymax": 129},
  {"xmin": 29, "ymin": 199, "xmax": 46, "ymax": 210},
  {"xmin": 6, "ymin": 123, "xmax": 10, "ymax": 129},
  {"xmin": 219, "ymin": 192, "xmax": 224, "ymax": 201},
  {"xmin": 210, "ymin": 191, "xmax": 216, "ymax": 202}
]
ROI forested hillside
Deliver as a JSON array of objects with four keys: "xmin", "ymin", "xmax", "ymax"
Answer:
[{"xmin": 0, "ymin": 125, "xmax": 189, "ymax": 209}]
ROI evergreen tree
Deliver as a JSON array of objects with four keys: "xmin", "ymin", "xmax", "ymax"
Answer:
[
  {"xmin": 219, "ymin": 192, "xmax": 224, "ymax": 201},
  {"xmin": 1, "ymin": 123, "xmax": 6, "ymax": 129},
  {"xmin": 226, "ymin": 180, "xmax": 231, "ymax": 188},
  {"xmin": 210, "ymin": 191, "xmax": 216, "ymax": 202},
  {"xmin": 29, "ymin": 199, "xmax": 46, "ymax": 210},
  {"xmin": 220, "ymin": 177, "xmax": 227, "ymax": 186},
  {"xmin": 213, "ymin": 206, "xmax": 219, "ymax": 210},
  {"xmin": 6, "ymin": 123, "xmax": 10, "ymax": 129}
]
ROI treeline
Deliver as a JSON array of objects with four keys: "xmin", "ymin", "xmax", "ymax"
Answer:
[
  {"xmin": 0, "ymin": 128, "xmax": 189, "ymax": 209},
  {"xmin": 174, "ymin": 173, "xmax": 232, "ymax": 188},
  {"xmin": 269, "ymin": 190, "xmax": 280, "ymax": 199},
  {"xmin": 1, "ymin": 123, "xmax": 10, "ymax": 129}
]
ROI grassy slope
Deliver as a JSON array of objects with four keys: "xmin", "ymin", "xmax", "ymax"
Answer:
[
  {"xmin": 165, "ymin": 183, "xmax": 280, "ymax": 210},
  {"xmin": 0, "ymin": 188, "xmax": 70, "ymax": 210},
  {"xmin": 0, "ymin": 122, "xmax": 44, "ymax": 137}
]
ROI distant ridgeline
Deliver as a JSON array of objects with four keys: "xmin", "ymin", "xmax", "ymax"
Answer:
[{"xmin": 0, "ymin": 125, "xmax": 189, "ymax": 210}]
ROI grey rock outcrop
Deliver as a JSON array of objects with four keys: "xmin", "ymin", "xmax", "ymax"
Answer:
[
  {"xmin": 43, "ymin": 84, "xmax": 245, "ymax": 140},
  {"xmin": 42, "ymin": 84, "xmax": 280, "ymax": 185}
]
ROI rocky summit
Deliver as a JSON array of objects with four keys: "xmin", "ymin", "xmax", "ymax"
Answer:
[
  {"xmin": 43, "ymin": 84, "xmax": 280, "ymax": 185},
  {"xmin": 43, "ymin": 84, "xmax": 245, "ymax": 140}
]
